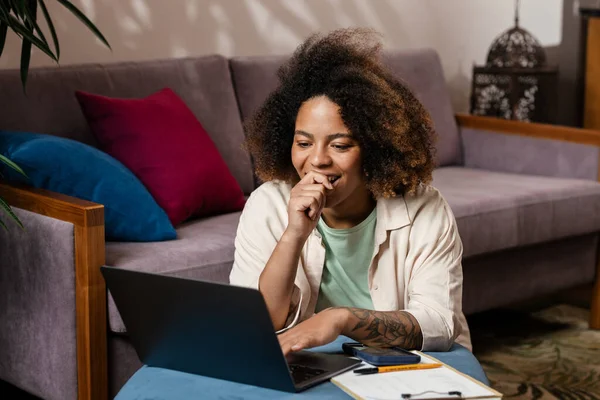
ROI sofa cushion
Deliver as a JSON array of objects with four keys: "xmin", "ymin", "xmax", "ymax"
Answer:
[
  {"xmin": 382, "ymin": 49, "xmax": 461, "ymax": 167},
  {"xmin": 433, "ymin": 167, "xmax": 600, "ymax": 257},
  {"xmin": 0, "ymin": 131, "xmax": 176, "ymax": 241},
  {"xmin": 105, "ymin": 211, "xmax": 241, "ymax": 333},
  {"xmin": 0, "ymin": 55, "xmax": 255, "ymax": 195},
  {"xmin": 76, "ymin": 88, "xmax": 246, "ymax": 226},
  {"xmin": 230, "ymin": 49, "xmax": 461, "ymax": 167},
  {"xmin": 230, "ymin": 55, "xmax": 285, "ymax": 122}
]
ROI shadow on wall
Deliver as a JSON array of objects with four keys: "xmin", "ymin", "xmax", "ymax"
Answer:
[
  {"xmin": 446, "ymin": 60, "xmax": 471, "ymax": 114},
  {"xmin": 0, "ymin": 1, "xmax": 567, "ymax": 115},
  {"xmin": 3, "ymin": 0, "xmax": 411, "ymax": 67}
]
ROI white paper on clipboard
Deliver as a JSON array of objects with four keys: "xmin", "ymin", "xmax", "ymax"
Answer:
[{"xmin": 331, "ymin": 353, "xmax": 502, "ymax": 400}]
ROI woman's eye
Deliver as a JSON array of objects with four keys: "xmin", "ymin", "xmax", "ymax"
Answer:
[
  {"xmin": 332, "ymin": 144, "xmax": 351, "ymax": 150},
  {"xmin": 296, "ymin": 142, "xmax": 311, "ymax": 148}
]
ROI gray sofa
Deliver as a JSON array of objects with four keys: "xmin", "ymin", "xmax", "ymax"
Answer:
[{"xmin": 1, "ymin": 48, "xmax": 600, "ymax": 400}]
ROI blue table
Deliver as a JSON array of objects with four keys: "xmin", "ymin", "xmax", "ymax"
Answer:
[{"xmin": 116, "ymin": 337, "xmax": 489, "ymax": 400}]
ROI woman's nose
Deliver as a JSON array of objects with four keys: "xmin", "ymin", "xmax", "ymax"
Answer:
[{"xmin": 310, "ymin": 146, "xmax": 332, "ymax": 167}]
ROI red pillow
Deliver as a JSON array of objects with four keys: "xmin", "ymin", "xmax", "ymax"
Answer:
[{"xmin": 75, "ymin": 88, "xmax": 246, "ymax": 226}]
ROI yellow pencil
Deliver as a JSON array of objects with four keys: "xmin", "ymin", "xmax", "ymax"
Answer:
[{"xmin": 354, "ymin": 363, "xmax": 443, "ymax": 375}]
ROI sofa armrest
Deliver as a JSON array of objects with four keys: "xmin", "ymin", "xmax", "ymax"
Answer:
[
  {"xmin": 456, "ymin": 115, "xmax": 600, "ymax": 330},
  {"xmin": 0, "ymin": 181, "xmax": 107, "ymax": 400},
  {"xmin": 456, "ymin": 114, "xmax": 600, "ymax": 181}
]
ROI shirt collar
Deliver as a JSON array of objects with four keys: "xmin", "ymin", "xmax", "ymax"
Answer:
[
  {"xmin": 311, "ymin": 193, "xmax": 411, "ymax": 241},
  {"xmin": 376, "ymin": 195, "xmax": 411, "ymax": 232}
]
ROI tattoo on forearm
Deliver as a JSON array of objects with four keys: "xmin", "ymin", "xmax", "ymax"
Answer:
[{"xmin": 346, "ymin": 308, "xmax": 423, "ymax": 349}]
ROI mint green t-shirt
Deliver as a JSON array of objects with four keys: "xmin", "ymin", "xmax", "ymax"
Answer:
[{"xmin": 314, "ymin": 208, "xmax": 377, "ymax": 312}]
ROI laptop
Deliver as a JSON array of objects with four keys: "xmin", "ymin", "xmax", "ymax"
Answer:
[{"xmin": 101, "ymin": 266, "xmax": 361, "ymax": 392}]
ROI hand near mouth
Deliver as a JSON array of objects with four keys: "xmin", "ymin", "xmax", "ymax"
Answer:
[{"xmin": 284, "ymin": 171, "xmax": 334, "ymax": 242}]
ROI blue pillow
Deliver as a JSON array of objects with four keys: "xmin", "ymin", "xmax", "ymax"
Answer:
[{"xmin": 0, "ymin": 131, "xmax": 177, "ymax": 242}]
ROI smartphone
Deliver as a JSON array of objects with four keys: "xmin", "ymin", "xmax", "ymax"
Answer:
[{"xmin": 342, "ymin": 342, "xmax": 421, "ymax": 366}]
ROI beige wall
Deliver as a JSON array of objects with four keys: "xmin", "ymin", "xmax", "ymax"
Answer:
[{"xmin": 0, "ymin": 0, "xmax": 563, "ymax": 112}]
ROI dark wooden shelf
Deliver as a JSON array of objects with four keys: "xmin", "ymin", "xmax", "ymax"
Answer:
[{"xmin": 580, "ymin": 7, "xmax": 600, "ymax": 18}]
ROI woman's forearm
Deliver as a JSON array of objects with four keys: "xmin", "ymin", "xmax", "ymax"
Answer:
[
  {"xmin": 259, "ymin": 230, "xmax": 306, "ymax": 330},
  {"xmin": 339, "ymin": 308, "xmax": 423, "ymax": 350}
]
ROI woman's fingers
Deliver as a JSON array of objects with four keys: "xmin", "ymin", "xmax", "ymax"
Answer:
[
  {"xmin": 291, "ymin": 340, "xmax": 308, "ymax": 352},
  {"xmin": 299, "ymin": 190, "xmax": 325, "ymax": 215},
  {"xmin": 280, "ymin": 340, "xmax": 292, "ymax": 356},
  {"xmin": 291, "ymin": 183, "xmax": 327, "ymax": 201},
  {"xmin": 298, "ymin": 184, "xmax": 328, "ymax": 195},
  {"xmin": 278, "ymin": 333, "xmax": 295, "ymax": 356},
  {"xmin": 291, "ymin": 175, "xmax": 330, "ymax": 218},
  {"xmin": 279, "ymin": 334, "xmax": 310, "ymax": 355},
  {"xmin": 292, "ymin": 194, "xmax": 323, "ymax": 220},
  {"xmin": 300, "ymin": 171, "xmax": 334, "ymax": 190},
  {"xmin": 312, "ymin": 174, "xmax": 334, "ymax": 190}
]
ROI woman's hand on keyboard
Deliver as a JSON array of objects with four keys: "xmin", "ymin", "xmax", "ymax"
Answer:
[{"xmin": 278, "ymin": 307, "xmax": 349, "ymax": 356}]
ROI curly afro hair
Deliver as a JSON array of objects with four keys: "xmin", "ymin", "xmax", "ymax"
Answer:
[{"xmin": 244, "ymin": 28, "xmax": 436, "ymax": 198}]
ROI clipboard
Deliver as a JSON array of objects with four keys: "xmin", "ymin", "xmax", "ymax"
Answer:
[{"xmin": 331, "ymin": 350, "xmax": 503, "ymax": 400}]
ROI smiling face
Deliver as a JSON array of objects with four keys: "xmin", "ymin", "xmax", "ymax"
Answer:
[{"xmin": 292, "ymin": 95, "xmax": 372, "ymax": 215}]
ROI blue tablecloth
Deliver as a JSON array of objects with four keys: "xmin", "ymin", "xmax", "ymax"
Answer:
[{"xmin": 116, "ymin": 337, "xmax": 489, "ymax": 400}]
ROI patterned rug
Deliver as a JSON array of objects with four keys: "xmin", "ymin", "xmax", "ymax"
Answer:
[{"xmin": 469, "ymin": 304, "xmax": 600, "ymax": 399}]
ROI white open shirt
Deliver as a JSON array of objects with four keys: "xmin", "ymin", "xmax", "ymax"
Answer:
[{"xmin": 229, "ymin": 180, "xmax": 472, "ymax": 351}]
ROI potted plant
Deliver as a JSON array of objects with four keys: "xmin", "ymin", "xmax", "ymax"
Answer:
[{"xmin": 0, "ymin": 0, "xmax": 110, "ymax": 228}]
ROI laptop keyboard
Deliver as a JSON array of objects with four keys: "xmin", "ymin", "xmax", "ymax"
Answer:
[{"xmin": 289, "ymin": 364, "xmax": 327, "ymax": 383}]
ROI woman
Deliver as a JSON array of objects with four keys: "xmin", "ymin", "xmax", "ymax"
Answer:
[{"xmin": 229, "ymin": 28, "xmax": 471, "ymax": 356}]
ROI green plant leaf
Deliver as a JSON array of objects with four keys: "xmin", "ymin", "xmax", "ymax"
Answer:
[
  {"xmin": 0, "ymin": 154, "xmax": 27, "ymax": 178},
  {"xmin": 0, "ymin": 8, "xmax": 10, "ymax": 24},
  {"xmin": 4, "ymin": 14, "xmax": 57, "ymax": 61},
  {"xmin": 8, "ymin": 0, "xmax": 27, "ymax": 20},
  {"xmin": 56, "ymin": 0, "xmax": 111, "ymax": 50},
  {"xmin": 20, "ymin": 37, "xmax": 32, "ymax": 89},
  {"xmin": 0, "ymin": 1, "xmax": 11, "ymax": 19},
  {"xmin": 0, "ymin": 21, "xmax": 7, "ymax": 58},
  {"xmin": 19, "ymin": 0, "xmax": 39, "ymax": 90},
  {"xmin": 0, "ymin": 195, "xmax": 24, "ymax": 230},
  {"xmin": 21, "ymin": 0, "xmax": 50, "ymax": 53},
  {"xmin": 37, "ymin": 0, "xmax": 59, "ymax": 59}
]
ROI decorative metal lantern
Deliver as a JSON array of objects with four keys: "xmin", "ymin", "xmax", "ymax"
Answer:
[{"xmin": 470, "ymin": 0, "xmax": 558, "ymax": 123}]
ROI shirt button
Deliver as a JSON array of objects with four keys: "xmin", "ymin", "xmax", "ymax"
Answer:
[{"xmin": 374, "ymin": 285, "xmax": 379, "ymax": 290}]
